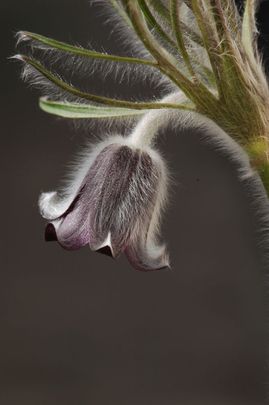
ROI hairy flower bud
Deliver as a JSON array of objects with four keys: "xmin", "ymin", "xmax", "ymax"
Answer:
[{"xmin": 39, "ymin": 136, "xmax": 169, "ymax": 271}]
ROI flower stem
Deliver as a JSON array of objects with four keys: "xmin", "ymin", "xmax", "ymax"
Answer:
[
  {"xmin": 17, "ymin": 55, "xmax": 194, "ymax": 111},
  {"xmin": 124, "ymin": 0, "xmax": 218, "ymax": 111},
  {"xmin": 137, "ymin": 0, "xmax": 177, "ymax": 50},
  {"xmin": 19, "ymin": 31, "xmax": 157, "ymax": 67},
  {"xmin": 170, "ymin": 0, "xmax": 196, "ymax": 78},
  {"xmin": 245, "ymin": 139, "xmax": 269, "ymax": 196}
]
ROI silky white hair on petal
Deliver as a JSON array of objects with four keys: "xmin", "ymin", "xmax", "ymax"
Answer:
[{"xmin": 39, "ymin": 134, "xmax": 132, "ymax": 221}]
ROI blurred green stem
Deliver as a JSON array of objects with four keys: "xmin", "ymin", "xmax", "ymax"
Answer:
[{"xmin": 246, "ymin": 139, "xmax": 269, "ymax": 196}]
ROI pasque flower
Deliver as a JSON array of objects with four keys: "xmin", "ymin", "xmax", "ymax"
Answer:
[
  {"xmin": 39, "ymin": 136, "xmax": 169, "ymax": 271},
  {"xmin": 16, "ymin": 0, "xmax": 269, "ymax": 272}
]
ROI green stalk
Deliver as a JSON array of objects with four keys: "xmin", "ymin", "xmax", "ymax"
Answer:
[
  {"xmin": 170, "ymin": 0, "xmax": 196, "ymax": 77},
  {"xmin": 147, "ymin": 0, "xmax": 170, "ymax": 20},
  {"xmin": 123, "ymin": 1, "xmax": 192, "ymax": 88},
  {"xmin": 242, "ymin": 0, "xmax": 258, "ymax": 64},
  {"xmin": 137, "ymin": 0, "xmax": 177, "ymax": 50},
  {"xmin": 148, "ymin": 0, "xmax": 205, "ymax": 47},
  {"xmin": 209, "ymin": 0, "xmax": 262, "ymax": 134},
  {"xmin": 221, "ymin": 0, "xmax": 241, "ymax": 40},
  {"xmin": 190, "ymin": 0, "xmax": 223, "ymax": 97},
  {"xmin": 20, "ymin": 31, "xmax": 157, "ymax": 67},
  {"xmin": 124, "ymin": 0, "xmax": 218, "ymax": 111},
  {"xmin": 20, "ymin": 29, "xmax": 213, "ymax": 102},
  {"xmin": 245, "ymin": 139, "xmax": 269, "ymax": 196},
  {"xmin": 209, "ymin": 0, "xmax": 251, "ymax": 93},
  {"xmin": 18, "ymin": 55, "xmax": 193, "ymax": 111}
]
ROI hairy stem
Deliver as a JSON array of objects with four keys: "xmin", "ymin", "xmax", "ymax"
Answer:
[
  {"xmin": 170, "ymin": 0, "xmax": 196, "ymax": 77},
  {"xmin": 124, "ymin": 0, "xmax": 218, "ymax": 111},
  {"xmin": 17, "ymin": 55, "xmax": 194, "ymax": 111},
  {"xmin": 19, "ymin": 31, "xmax": 157, "ymax": 67},
  {"xmin": 137, "ymin": 0, "xmax": 177, "ymax": 50}
]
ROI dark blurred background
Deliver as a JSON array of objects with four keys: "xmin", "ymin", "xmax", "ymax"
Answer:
[{"xmin": 1, "ymin": 1, "xmax": 269, "ymax": 404}]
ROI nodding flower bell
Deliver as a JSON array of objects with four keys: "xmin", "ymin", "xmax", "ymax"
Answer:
[{"xmin": 39, "ymin": 136, "xmax": 169, "ymax": 271}]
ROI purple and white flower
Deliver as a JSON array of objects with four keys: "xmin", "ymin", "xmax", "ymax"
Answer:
[{"xmin": 39, "ymin": 136, "xmax": 169, "ymax": 271}]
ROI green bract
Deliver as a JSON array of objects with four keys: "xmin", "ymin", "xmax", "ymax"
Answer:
[{"xmin": 39, "ymin": 98, "xmax": 149, "ymax": 119}]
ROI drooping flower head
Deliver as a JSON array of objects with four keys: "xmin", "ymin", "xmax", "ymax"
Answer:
[
  {"xmin": 15, "ymin": 0, "xmax": 269, "ymax": 273},
  {"xmin": 39, "ymin": 136, "xmax": 169, "ymax": 271}
]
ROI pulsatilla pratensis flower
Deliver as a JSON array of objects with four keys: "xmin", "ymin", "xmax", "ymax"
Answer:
[
  {"xmin": 39, "ymin": 137, "xmax": 169, "ymax": 272},
  {"xmin": 16, "ymin": 0, "xmax": 269, "ymax": 272}
]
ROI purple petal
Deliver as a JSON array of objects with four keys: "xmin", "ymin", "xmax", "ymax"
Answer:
[
  {"xmin": 89, "ymin": 146, "xmax": 160, "ymax": 257},
  {"xmin": 54, "ymin": 213, "xmax": 91, "ymax": 251},
  {"xmin": 41, "ymin": 140, "xmax": 168, "ymax": 267},
  {"xmin": 39, "ymin": 191, "xmax": 75, "ymax": 221},
  {"xmin": 43, "ymin": 145, "xmax": 119, "ymax": 250},
  {"xmin": 45, "ymin": 196, "xmax": 92, "ymax": 250},
  {"xmin": 40, "ymin": 144, "xmax": 118, "ymax": 222},
  {"xmin": 125, "ymin": 240, "xmax": 170, "ymax": 272}
]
